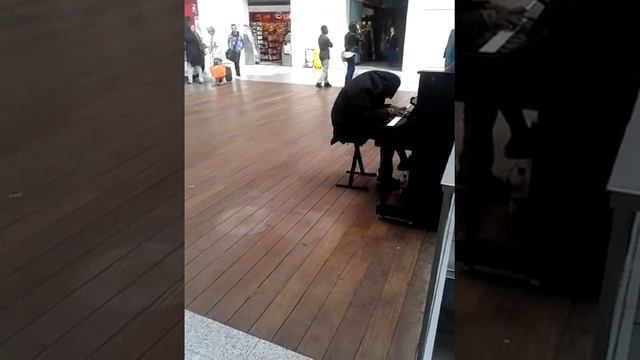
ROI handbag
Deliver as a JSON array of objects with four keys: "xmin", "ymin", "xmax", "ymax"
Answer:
[
  {"xmin": 341, "ymin": 51, "xmax": 355, "ymax": 61},
  {"xmin": 225, "ymin": 49, "xmax": 235, "ymax": 62}
]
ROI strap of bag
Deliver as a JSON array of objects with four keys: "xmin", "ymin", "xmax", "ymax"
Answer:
[{"xmin": 233, "ymin": 35, "xmax": 239, "ymax": 51}]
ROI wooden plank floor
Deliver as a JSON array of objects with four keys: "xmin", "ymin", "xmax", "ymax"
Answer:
[
  {"xmin": 185, "ymin": 80, "xmax": 435, "ymax": 360},
  {"xmin": 454, "ymin": 102, "xmax": 598, "ymax": 360},
  {"xmin": 0, "ymin": 0, "xmax": 184, "ymax": 358},
  {"xmin": 456, "ymin": 270, "xmax": 597, "ymax": 360}
]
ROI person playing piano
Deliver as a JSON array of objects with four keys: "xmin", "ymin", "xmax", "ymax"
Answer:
[{"xmin": 330, "ymin": 70, "xmax": 409, "ymax": 188}]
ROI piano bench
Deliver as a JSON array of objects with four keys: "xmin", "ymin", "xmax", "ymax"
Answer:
[{"xmin": 335, "ymin": 143, "xmax": 377, "ymax": 191}]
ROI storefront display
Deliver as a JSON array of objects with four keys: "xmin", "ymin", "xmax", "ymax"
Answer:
[{"xmin": 249, "ymin": 11, "xmax": 290, "ymax": 64}]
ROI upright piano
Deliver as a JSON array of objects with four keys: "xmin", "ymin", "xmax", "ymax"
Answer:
[{"xmin": 375, "ymin": 71, "xmax": 455, "ymax": 230}]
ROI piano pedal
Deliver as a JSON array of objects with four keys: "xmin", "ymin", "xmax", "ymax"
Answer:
[{"xmin": 376, "ymin": 204, "xmax": 414, "ymax": 226}]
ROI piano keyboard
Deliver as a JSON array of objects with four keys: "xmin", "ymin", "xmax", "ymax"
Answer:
[
  {"xmin": 387, "ymin": 116, "xmax": 403, "ymax": 127},
  {"xmin": 524, "ymin": 0, "xmax": 545, "ymax": 20},
  {"xmin": 478, "ymin": 0, "xmax": 546, "ymax": 54},
  {"xmin": 479, "ymin": 30, "xmax": 515, "ymax": 53}
]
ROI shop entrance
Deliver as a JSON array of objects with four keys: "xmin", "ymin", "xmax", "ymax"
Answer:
[
  {"xmin": 349, "ymin": 0, "xmax": 409, "ymax": 70},
  {"xmin": 248, "ymin": 1, "xmax": 292, "ymax": 66}
]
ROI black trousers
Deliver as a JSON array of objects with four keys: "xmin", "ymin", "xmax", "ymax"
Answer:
[{"xmin": 232, "ymin": 54, "xmax": 241, "ymax": 76}]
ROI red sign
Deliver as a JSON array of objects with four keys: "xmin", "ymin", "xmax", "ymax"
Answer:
[{"xmin": 184, "ymin": 0, "xmax": 198, "ymax": 26}]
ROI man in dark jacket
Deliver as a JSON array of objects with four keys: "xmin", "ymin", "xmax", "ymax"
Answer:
[
  {"xmin": 331, "ymin": 71, "xmax": 407, "ymax": 186},
  {"xmin": 316, "ymin": 25, "xmax": 333, "ymax": 88},
  {"xmin": 343, "ymin": 23, "xmax": 363, "ymax": 85},
  {"xmin": 227, "ymin": 24, "xmax": 244, "ymax": 78}
]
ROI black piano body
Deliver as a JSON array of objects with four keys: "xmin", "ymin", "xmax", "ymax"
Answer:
[
  {"xmin": 376, "ymin": 71, "xmax": 455, "ymax": 230},
  {"xmin": 455, "ymin": 0, "xmax": 640, "ymax": 292}
]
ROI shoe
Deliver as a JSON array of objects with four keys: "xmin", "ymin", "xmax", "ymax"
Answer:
[
  {"xmin": 376, "ymin": 176, "xmax": 402, "ymax": 190},
  {"xmin": 316, "ymin": 83, "xmax": 323, "ymax": 88},
  {"xmin": 324, "ymin": 82, "xmax": 332, "ymax": 88}
]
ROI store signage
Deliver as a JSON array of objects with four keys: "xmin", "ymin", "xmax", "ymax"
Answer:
[{"xmin": 250, "ymin": 12, "xmax": 290, "ymax": 22}]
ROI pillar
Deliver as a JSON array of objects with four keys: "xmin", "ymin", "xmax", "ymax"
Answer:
[
  {"xmin": 290, "ymin": 0, "xmax": 349, "ymax": 69},
  {"xmin": 402, "ymin": 0, "xmax": 454, "ymax": 74}
]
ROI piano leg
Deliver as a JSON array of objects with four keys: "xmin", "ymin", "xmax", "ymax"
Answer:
[{"xmin": 458, "ymin": 100, "xmax": 499, "ymax": 188}]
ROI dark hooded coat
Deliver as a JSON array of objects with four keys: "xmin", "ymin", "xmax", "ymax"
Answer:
[
  {"xmin": 185, "ymin": 28, "xmax": 205, "ymax": 67},
  {"xmin": 330, "ymin": 71, "xmax": 401, "ymax": 145}
]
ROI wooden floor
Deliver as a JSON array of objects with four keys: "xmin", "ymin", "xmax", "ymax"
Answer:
[
  {"xmin": 0, "ymin": 0, "xmax": 184, "ymax": 358},
  {"xmin": 184, "ymin": 81, "xmax": 434, "ymax": 360},
  {"xmin": 456, "ymin": 270, "xmax": 597, "ymax": 360},
  {"xmin": 454, "ymin": 103, "xmax": 598, "ymax": 360}
]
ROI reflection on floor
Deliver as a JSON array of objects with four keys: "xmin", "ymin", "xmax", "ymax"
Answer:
[
  {"xmin": 186, "ymin": 310, "xmax": 311, "ymax": 360},
  {"xmin": 456, "ymin": 270, "xmax": 597, "ymax": 360},
  {"xmin": 185, "ymin": 81, "xmax": 434, "ymax": 359},
  {"xmin": 434, "ymin": 278, "xmax": 455, "ymax": 360},
  {"xmin": 455, "ymin": 102, "xmax": 598, "ymax": 359}
]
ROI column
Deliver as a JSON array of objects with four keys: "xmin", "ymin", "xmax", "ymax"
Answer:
[
  {"xmin": 402, "ymin": 0, "xmax": 454, "ymax": 74},
  {"xmin": 290, "ymin": 0, "xmax": 349, "ymax": 69}
]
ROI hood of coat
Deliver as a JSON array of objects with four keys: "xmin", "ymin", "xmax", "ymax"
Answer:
[{"xmin": 366, "ymin": 70, "xmax": 401, "ymax": 100}]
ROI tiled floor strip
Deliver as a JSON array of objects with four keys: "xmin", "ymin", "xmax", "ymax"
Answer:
[{"xmin": 185, "ymin": 310, "xmax": 312, "ymax": 360}]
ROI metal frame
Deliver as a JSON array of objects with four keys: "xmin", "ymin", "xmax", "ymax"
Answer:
[
  {"xmin": 335, "ymin": 144, "xmax": 377, "ymax": 191},
  {"xmin": 416, "ymin": 192, "xmax": 454, "ymax": 360},
  {"xmin": 416, "ymin": 147, "xmax": 455, "ymax": 360}
]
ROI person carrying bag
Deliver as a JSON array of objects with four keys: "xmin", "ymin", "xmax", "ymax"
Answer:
[{"xmin": 227, "ymin": 24, "xmax": 244, "ymax": 78}]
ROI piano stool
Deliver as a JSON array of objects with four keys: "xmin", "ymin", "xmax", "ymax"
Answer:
[{"xmin": 334, "ymin": 142, "xmax": 377, "ymax": 191}]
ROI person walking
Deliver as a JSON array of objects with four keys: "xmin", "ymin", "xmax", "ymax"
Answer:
[
  {"xmin": 316, "ymin": 25, "xmax": 333, "ymax": 88},
  {"xmin": 227, "ymin": 24, "xmax": 244, "ymax": 78},
  {"xmin": 185, "ymin": 20, "xmax": 205, "ymax": 84},
  {"xmin": 343, "ymin": 22, "xmax": 363, "ymax": 85}
]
